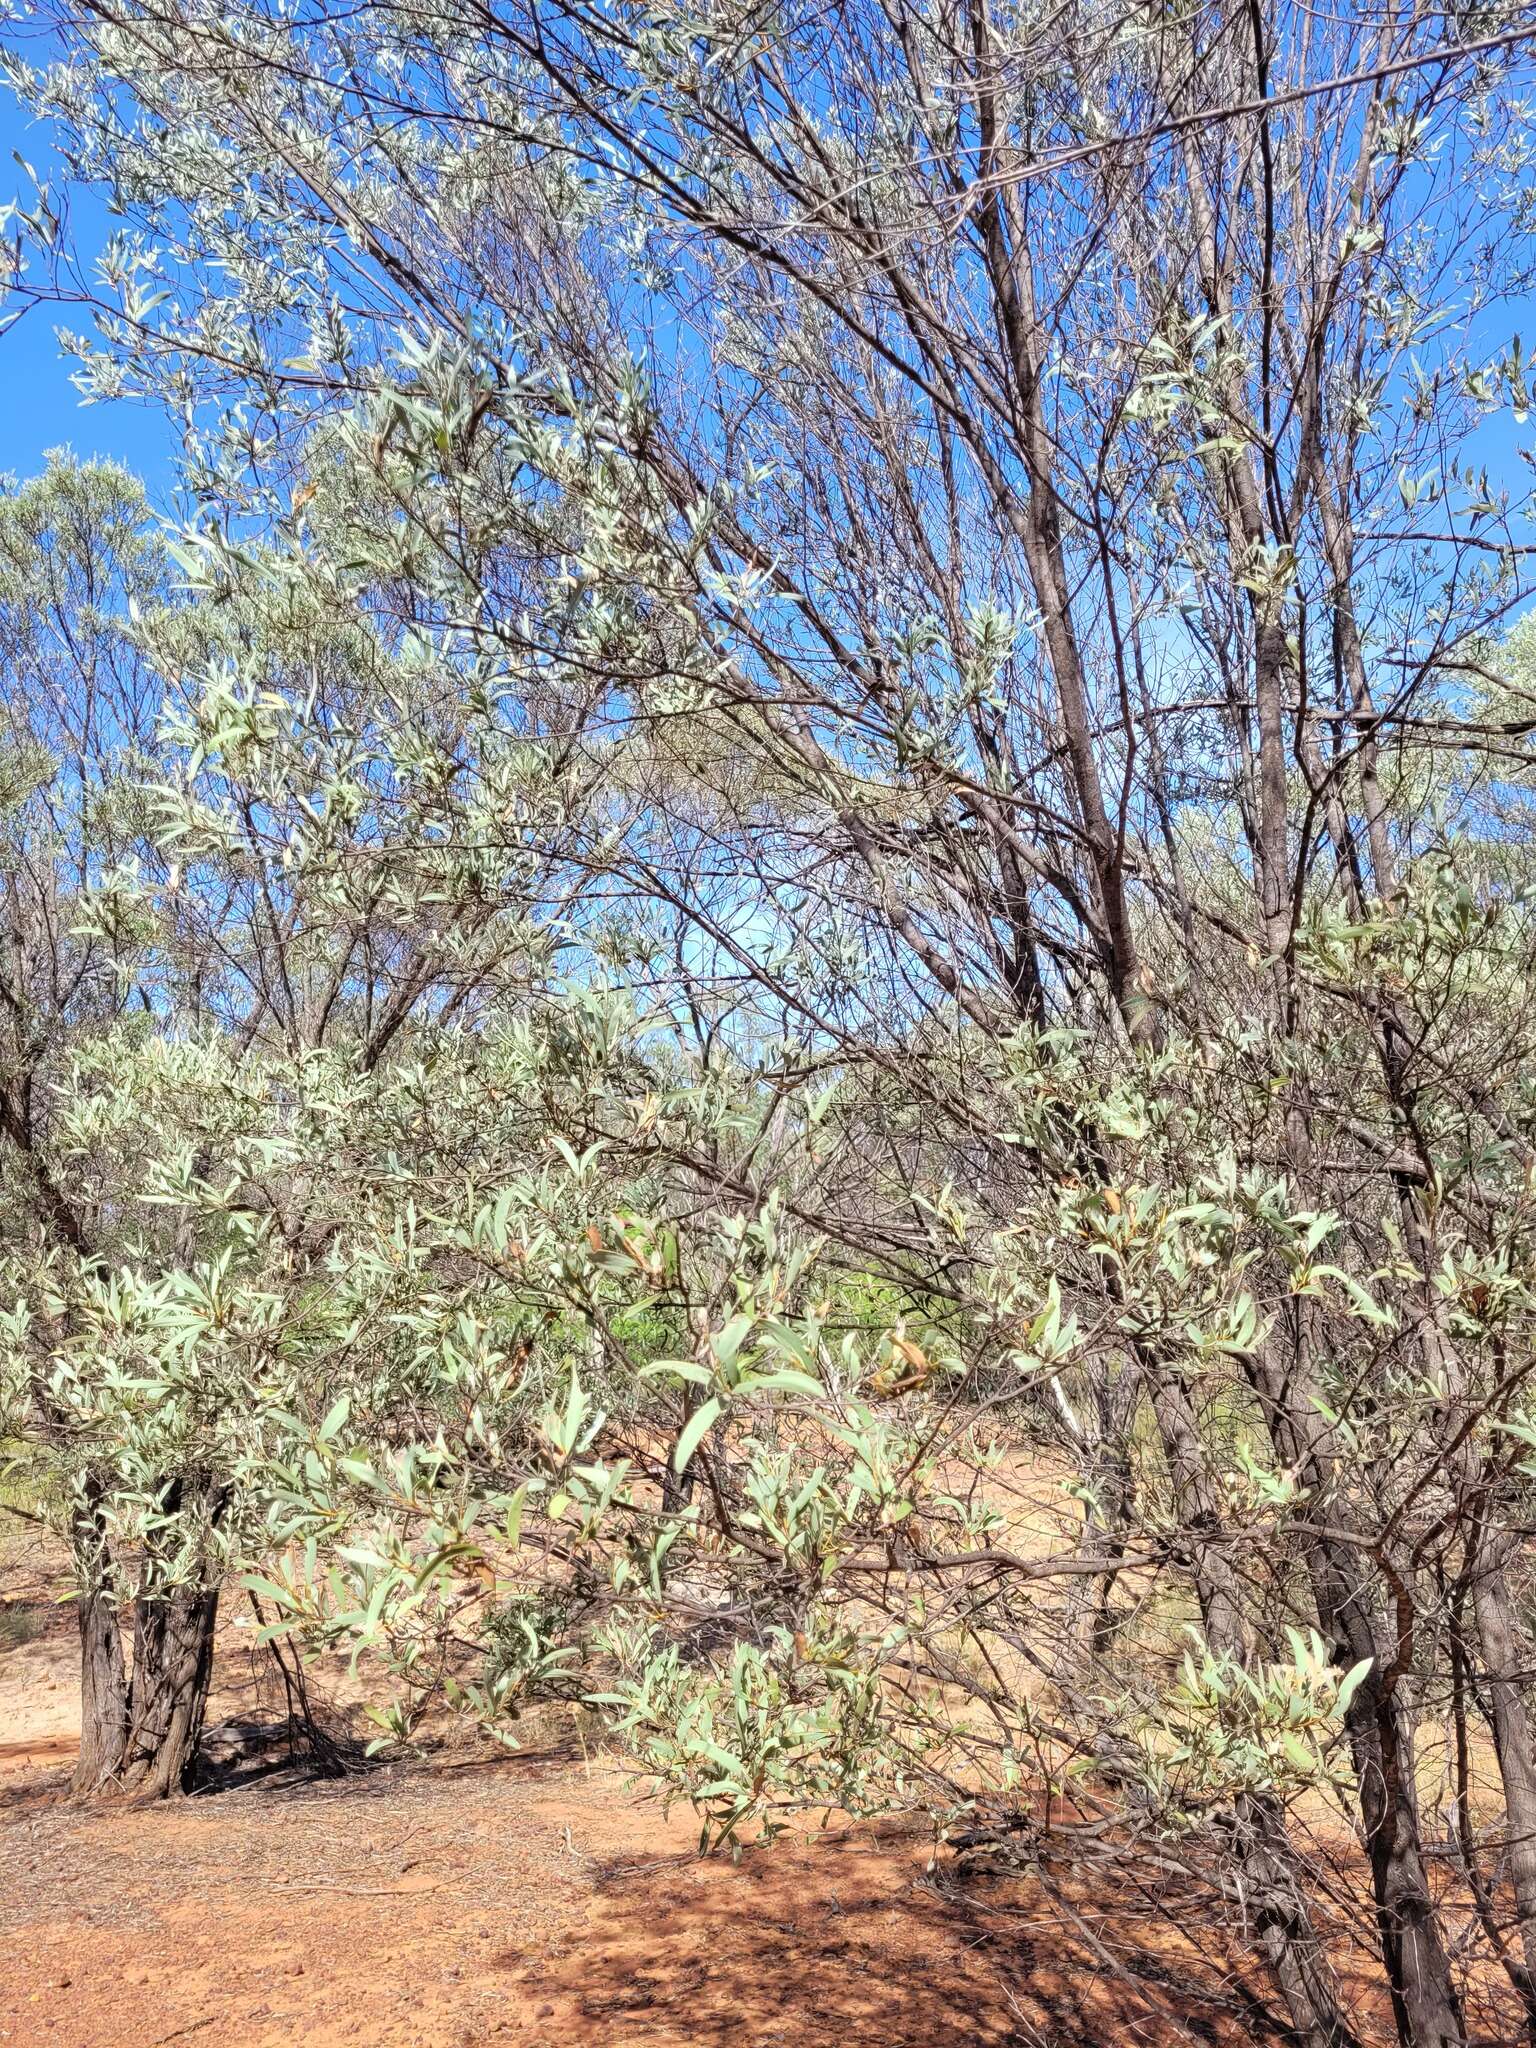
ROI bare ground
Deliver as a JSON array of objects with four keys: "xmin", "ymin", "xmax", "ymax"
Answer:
[{"xmin": 1, "ymin": 1536, "xmax": 1392, "ymax": 2048}]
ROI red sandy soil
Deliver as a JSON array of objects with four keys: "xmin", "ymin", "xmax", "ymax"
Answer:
[{"xmin": 0, "ymin": 1539, "xmax": 1389, "ymax": 2048}]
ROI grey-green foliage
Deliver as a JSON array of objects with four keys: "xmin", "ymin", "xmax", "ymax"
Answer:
[{"xmin": 6, "ymin": 5, "xmax": 1536, "ymax": 2038}]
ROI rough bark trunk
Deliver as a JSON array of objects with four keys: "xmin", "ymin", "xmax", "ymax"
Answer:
[
  {"xmin": 121, "ymin": 1582, "xmax": 222, "ymax": 1799},
  {"xmin": 70, "ymin": 1581, "xmax": 221, "ymax": 1801},
  {"xmin": 1306, "ymin": 1538, "xmax": 1465, "ymax": 2048},
  {"xmin": 67, "ymin": 1474, "xmax": 226, "ymax": 1802},
  {"xmin": 70, "ymin": 1572, "xmax": 129, "ymax": 1798}
]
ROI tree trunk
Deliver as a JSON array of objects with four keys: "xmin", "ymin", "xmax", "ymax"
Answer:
[
  {"xmin": 1310, "ymin": 1542, "xmax": 1465, "ymax": 2048},
  {"xmin": 1234, "ymin": 1797, "xmax": 1361, "ymax": 2048},
  {"xmin": 123, "ymin": 1581, "xmax": 222, "ymax": 1797},
  {"xmin": 70, "ymin": 1581, "xmax": 221, "ymax": 1800},
  {"xmin": 70, "ymin": 1566, "xmax": 129, "ymax": 1798},
  {"xmin": 1467, "ymin": 1525, "xmax": 1536, "ymax": 2034},
  {"xmin": 1246, "ymin": 1312, "xmax": 1466, "ymax": 2048},
  {"xmin": 67, "ymin": 1475, "xmax": 226, "ymax": 1802},
  {"xmin": 69, "ymin": 1484, "xmax": 128, "ymax": 1799},
  {"xmin": 1146, "ymin": 1371, "xmax": 1359, "ymax": 2048},
  {"xmin": 1059, "ymin": 1365, "xmax": 1138, "ymax": 1667},
  {"xmin": 1352, "ymin": 1684, "xmax": 1464, "ymax": 2048},
  {"xmin": 1250, "ymin": 1485, "xmax": 1468, "ymax": 2048}
]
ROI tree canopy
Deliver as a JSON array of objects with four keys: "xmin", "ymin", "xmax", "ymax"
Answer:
[{"xmin": 5, "ymin": 5, "xmax": 1536, "ymax": 2043}]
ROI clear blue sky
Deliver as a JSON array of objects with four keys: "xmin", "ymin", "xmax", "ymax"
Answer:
[
  {"xmin": 2, "ymin": 92, "xmax": 174, "ymax": 490},
  {"xmin": 4, "ymin": 76, "xmax": 1532, "ymax": 540}
]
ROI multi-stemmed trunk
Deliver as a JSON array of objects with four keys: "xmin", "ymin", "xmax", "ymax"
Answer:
[
  {"xmin": 68, "ymin": 1479, "xmax": 224, "ymax": 1802},
  {"xmin": 72, "ymin": 1580, "xmax": 221, "ymax": 1801}
]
